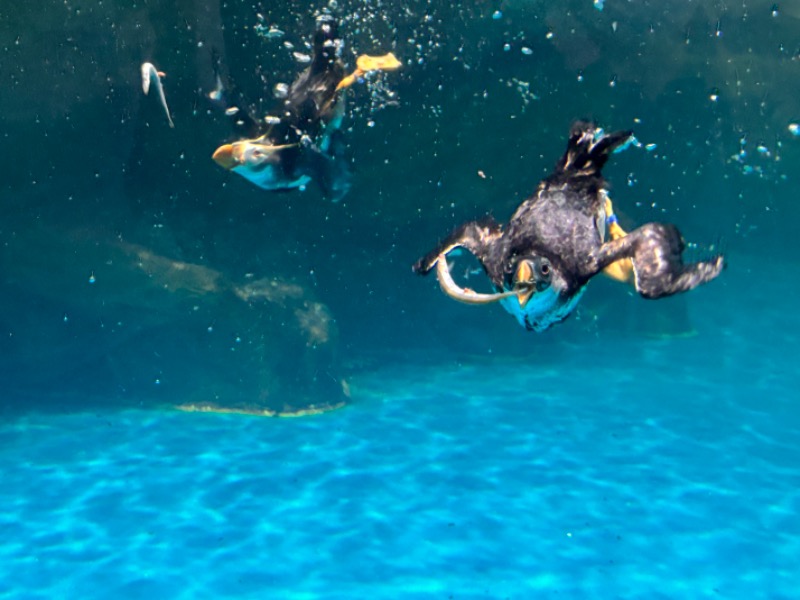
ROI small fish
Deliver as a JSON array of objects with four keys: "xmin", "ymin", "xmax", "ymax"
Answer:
[
  {"xmin": 208, "ymin": 73, "xmax": 224, "ymax": 102},
  {"xmin": 140, "ymin": 62, "xmax": 175, "ymax": 128},
  {"xmin": 435, "ymin": 254, "xmax": 517, "ymax": 306},
  {"xmin": 293, "ymin": 52, "xmax": 312, "ymax": 64}
]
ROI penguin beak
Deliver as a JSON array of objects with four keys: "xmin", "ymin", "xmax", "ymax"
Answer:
[
  {"xmin": 516, "ymin": 288, "xmax": 534, "ymax": 307},
  {"xmin": 212, "ymin": 143, "xmax": 239, "ymax": 170},
  {"xmin": 213, "ymin": 140, "xmax": 298, "ymax": 170},
  {"xmin": 515, "ymin": 261, "xmax": 535, "ymax": 307}
]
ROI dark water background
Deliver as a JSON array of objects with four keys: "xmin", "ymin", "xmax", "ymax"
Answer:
[{"xmin": 1, "ymin": 0, "xmax": 798, "ymax": 407}]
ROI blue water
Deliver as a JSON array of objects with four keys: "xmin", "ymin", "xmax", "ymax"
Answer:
[
  {"xmin": 3, "ymin": 1, "xmax": 800, "ymax": 597},
  {"xmin": 3, "ymin": 292, "xmax": 798, "ymax": 599}
]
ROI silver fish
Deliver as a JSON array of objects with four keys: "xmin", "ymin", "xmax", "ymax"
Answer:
[
  {"xmin": 292, "ymin": 52, "xmax": 312, "ymax": 64},
  {"xmin": 140, "ymin": 62, "xmax": 175, "ymax": 128},
  {"xmin": 208, "ymin": 73, "xmax": 224, "ymax": 102},
  {"xmin": 434, "ymin": 254, "xmax": 518, "ymax": 305}
]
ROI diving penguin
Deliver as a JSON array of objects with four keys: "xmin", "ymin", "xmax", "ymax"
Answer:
[
  {"xmin": 412, "ymin": 121, "xmax": 724, "ymax": 332},
  {"xmin": 212, "ymin": 14, "xmax": 400, "ymax": 202}
]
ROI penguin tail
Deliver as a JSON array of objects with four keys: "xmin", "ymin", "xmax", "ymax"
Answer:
[{"xmin": 554, "ymin": 121, "xmax": 633, "ymax": 179}]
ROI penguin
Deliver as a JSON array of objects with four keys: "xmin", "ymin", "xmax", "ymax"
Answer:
[
  {"xmin": 212, "ymin": 14, "xmax": 400, "ymax": 202},
  {"xmin": 412, "ymin": 121, "xmax": 724, "ymax": 332}
]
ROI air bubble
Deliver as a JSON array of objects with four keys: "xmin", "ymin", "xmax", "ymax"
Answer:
[{"xmin": 274, "ymin": 83, "xmax": 289, "ymax": 98}]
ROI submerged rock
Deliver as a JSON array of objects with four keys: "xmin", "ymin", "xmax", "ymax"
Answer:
[{"xmin": 0, "ymin": 227, "xmax": 347, "ymax": 415}]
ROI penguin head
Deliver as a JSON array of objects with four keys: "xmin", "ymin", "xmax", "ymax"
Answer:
[
  {"xmin": 511, "ymin": 256, "xmax": 555, "ymax": 303},
  {"xmin": 212, "ymin": 138, "xmax": 309, "ymax": 191},
  {"xmin": 502, "ymin": 254, "xmax": 580, "ymax": 331}
]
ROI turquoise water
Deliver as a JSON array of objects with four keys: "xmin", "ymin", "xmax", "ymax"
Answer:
[
  {"xmin": 2, "ymin": 342, "xmax": 798, "ymax": 598},
  {"xmin": 2, "ymin": 0, "xmax": 800, "ymax": 597},
  {"xmin": 3, "ymin": 268, "xmax": 799, "ymax": 597}
]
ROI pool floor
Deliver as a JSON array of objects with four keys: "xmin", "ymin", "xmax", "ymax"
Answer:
[{"xmin": 1, "ymin": 348, "xmax": 798, "ymax": 599}]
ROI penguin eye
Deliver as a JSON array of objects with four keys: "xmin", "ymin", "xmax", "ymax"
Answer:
[{"xmin": 540, "ymin": 262, "xmax": 551, "ymax": 276}]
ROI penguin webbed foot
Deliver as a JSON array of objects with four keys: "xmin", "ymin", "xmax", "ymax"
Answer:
[
  {"xmin": 557, "ymin": 122, "xmax": 633, "ymax": 176},
  {"xmin": 594, "ymin": 223, "xmax": 724, "ymax": 299}
]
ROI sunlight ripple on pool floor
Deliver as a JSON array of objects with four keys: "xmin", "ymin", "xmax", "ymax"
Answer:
[{"xmin": 1, "ymin": 360, "xmax": 798, "ymax": 598}]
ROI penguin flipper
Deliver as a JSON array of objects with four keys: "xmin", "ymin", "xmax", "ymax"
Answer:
[
  {"xmin": 590, "ymin": 223, "xmax": 724, "ymax": 299},
  {"xmin": 412, "ymin": 218, "xmax": 502, "ymax": 275}
]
